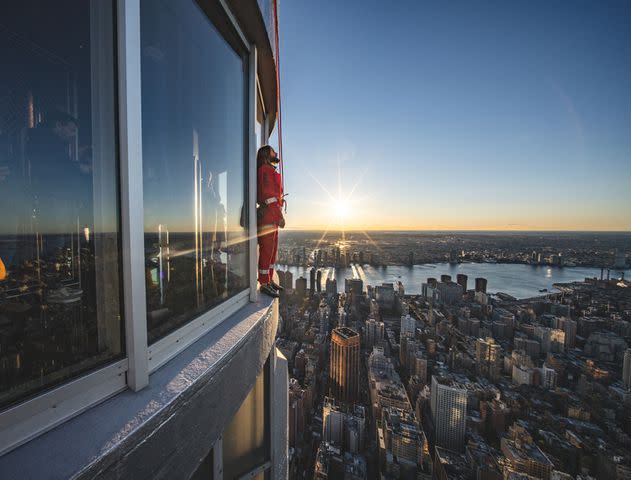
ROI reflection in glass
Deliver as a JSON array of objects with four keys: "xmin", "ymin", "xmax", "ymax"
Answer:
[
  {"xmin": 141, "ymin": 0, "xmax": 249, "ymax": 343},
  {"xmin": 0, "ymin": 1, "xmax": 122, "ymax": 409}
]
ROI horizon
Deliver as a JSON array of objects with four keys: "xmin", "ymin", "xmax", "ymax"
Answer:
[{"xmin": 280, "ymin": 227, "xmax": 631, "ymax": 234}]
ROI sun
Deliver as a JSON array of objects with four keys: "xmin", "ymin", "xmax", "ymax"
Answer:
[{"xmin": 334, "ymin": 198, "xmax": 351, "ymax": 219}]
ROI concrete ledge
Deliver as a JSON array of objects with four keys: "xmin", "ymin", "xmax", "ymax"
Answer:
[{"xmin": 0, "ymin": 296, "xmax": 277, "ymax": 480}]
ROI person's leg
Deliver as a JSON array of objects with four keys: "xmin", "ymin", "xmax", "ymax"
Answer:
[
  {"xmin": 258, "ymin": 229, "xmax": 273, "ymax": 285},
  {"xmin": 268, "ymin": 227, "xmax": 279, "ymax": 282}
]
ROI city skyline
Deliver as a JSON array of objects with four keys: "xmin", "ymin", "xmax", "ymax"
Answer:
[{"xmin": 277, "ymin": 0, "xmax": 631, "ymax": 231}]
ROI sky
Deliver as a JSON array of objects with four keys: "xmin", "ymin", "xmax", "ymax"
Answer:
[{"xmin": 276, "ymin": 0, "xmax": 631, "ymax": 231}]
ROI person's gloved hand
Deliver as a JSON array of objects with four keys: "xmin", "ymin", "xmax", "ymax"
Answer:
[{"xmin": 278, "ymin": 214, "xmax": 286, "ymax": 229}]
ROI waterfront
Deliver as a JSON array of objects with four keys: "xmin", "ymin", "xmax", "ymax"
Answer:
[{"xmin": 279, "ymin": 262, "xmax": 631, "ymax": 299}]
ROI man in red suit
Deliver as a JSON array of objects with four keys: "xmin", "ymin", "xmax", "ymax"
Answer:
[{"xmin": 257, "ymin": 145, "xmax": 285, "ymax": 297}]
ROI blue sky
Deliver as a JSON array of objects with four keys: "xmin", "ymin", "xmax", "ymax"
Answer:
[{"xmin": 276, "ymin": 0, "xmax": 631, "ymax": 230}]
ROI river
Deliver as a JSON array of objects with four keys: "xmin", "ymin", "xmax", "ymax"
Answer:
[{"xmin": 278, "ymin": 263, "xmax": 630, "ymax": 299}]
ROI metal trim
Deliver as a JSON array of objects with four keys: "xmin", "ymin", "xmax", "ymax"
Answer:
[
  {"xmin": 147, "ymin": 289, "xmax": 251, "ymax": 373},
  {"xmin": 249, "ymin": 45, "xmax": 259, "ymax": 302},
  {"xmin": 218, "ymin": 0, "xmax": 250, "ymax": 51},
  {"xmin": 0, "ymin": 360, "xmax": 128, "ymax": 456},
  {"xmin": 117, "ymin": 0, "xmax": 149, "ymax": 391},
  {"xmin": 237, "ymin": 461, "xmax": 272, "ymax": 480}
]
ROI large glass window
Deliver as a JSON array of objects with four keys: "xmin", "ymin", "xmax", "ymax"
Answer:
[
  {"xmin": 0, "ymin": 1, "xmax": 122, "ymax": 409},
  {"xmin": 140, "ymin": 0, "xmax": 249, "ymax": 344}
]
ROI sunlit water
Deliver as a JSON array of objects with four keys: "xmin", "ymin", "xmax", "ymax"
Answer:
[{"xmin": 278, "ymin": 263, "xmax": 630, "ymax": 299}]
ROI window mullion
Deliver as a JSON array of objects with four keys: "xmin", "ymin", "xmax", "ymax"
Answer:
[
  {"xmin": 249, "ymin": 45, "xmax": 259, "ymax": 302},
  {"xmin": 117, "ymin": 0, "xmax": 149, "ymax": 391}
]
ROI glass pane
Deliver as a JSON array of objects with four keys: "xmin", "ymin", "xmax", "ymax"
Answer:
[
  {"xmin": 140, "ymin": 0, "xmax": 249, "ymax": 343},
  {"xmin": 222, "ymin": 361, "xmax": 270, "ymax": 479},
  {"xmin": 0, "ymin": 1, "xmax": 122, "ymax": 409}
]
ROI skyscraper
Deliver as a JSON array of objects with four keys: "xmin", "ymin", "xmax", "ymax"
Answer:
[
  {"xmin": 437, "ymin": 281, "xmax": 463, "ymax": 305},
  {"xmin": 475, "ymin": 277, "xmax": 488, "ymax": 293},
  {"xmin": 325, "ymin": 278, "xmax": 338, "ymax": 296},
  {"xmin": 365, "ymin": 317, "xmax": 385, "ymax": 349},
  {"xmin": 456, "ymin": 273, "xmax": 468, "ymax": 293},
  {"xmin": 345, "ymin": 278, "xmax": 363, "ymax": 295},
  {"xmin": 431, "ymin": 376, "xmax": 467, "ymax": 452},
  {"xmin": 623, "ymin": 348, "xmax": 631, "ymax": 390},
  {"xmin": 285, "ymin": 270, "xmax": 294, "ymax": 290},
  {"xmin": 316, "ymin": 270, "xmax": 322, "ymax": 293},
  {"xmin": 329, "ymin": 327, "xmax": 360, "ymax": 404},
  {"xmin": 296, "ymin": 276, "xmax": 307, "ymax": 297},
  {"xmin": 310, "ymin": 268, "xmax": 316, "ymax": 295}
]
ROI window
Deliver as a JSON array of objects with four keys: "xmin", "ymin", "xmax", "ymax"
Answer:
[
  {"xmin": 140, "ymin": 0, "xmax": 249, "ymax": 344},
  {"xmin": 0, "ymin": 1, "xmax": 122, "ymax": 409}
]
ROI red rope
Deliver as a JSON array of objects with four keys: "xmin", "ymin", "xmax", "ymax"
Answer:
[{"xmin": 272, "ymin": 0, "xmax": 284, "ymax": 195}]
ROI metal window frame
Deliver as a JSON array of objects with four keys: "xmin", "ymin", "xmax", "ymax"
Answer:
[
  {"xmin": 0, "ymin": 0, "xmax": 262, "ymax": 457},
  {"xmin": 0, "ymin": 0, "xmax": 136, "ymax": 456},
  {"xmin": 145, "ymin": 1, "xmax": 257, "ymax": 372},
  {"xmin": 0, "ymin": 359, "xmax": 127, "ymax": 456},
  {"xmin": 148, "ymin": 289, "xmax": 251, "ymax": 373},
  {"xmin": 249, "ymin": 45, "xmax": 259, "ymax": 302},
  {"xmin": 118, "ymin": 0, "xmax": 148, "ymax": 391}
]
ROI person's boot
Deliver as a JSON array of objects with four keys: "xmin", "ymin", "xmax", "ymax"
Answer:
[
  {"xmin": 270, "ymin": 281, "xmax": 284, "ymax": 291},
  {"xmin": 260, "ymin": 283, "xmax": 280, "ymax": 298}
]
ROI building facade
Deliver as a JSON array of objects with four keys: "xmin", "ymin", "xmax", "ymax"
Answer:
[
  {"xmin": 430, "ymin": 376, "xmax": 467, "ymax": 452},
  {"xmin": 0, "ymin": 1, "xmax": 288, "ymax": 478},
  {"xmin": 329, "ymin": 327, "xmax": 361, "ymax": 404}
]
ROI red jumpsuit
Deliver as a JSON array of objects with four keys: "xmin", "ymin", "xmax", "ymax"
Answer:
[{"xmin": 257, "ymin": 162, "xmax": 283, "ymax": 284}]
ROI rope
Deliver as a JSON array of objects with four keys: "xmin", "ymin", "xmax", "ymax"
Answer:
[{"xmin": 272, "ymin": 0, "xmax": 285, "ymax": 202}]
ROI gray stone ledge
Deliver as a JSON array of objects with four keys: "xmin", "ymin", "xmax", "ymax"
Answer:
[{"xmin": 0, "ymin": 296, "xmax": 277, "ymax": 480}]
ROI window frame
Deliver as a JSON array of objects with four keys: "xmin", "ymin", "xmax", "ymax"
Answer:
[{"xmin": 0, "ymin": 0, "xmax": 262, "ymax": 456}]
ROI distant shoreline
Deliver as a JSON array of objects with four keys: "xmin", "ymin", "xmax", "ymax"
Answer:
[{"xmin": 280, "ymin": 229, "xmax": 631, "ymax": 235}]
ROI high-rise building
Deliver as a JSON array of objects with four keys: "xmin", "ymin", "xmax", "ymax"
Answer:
[
  {"xmin": 558, "ymin": 317, "xmax": 577, "ymax": 348},
  {"xmin": 541, "ymin": 364, "xmax": 557, "ymax": 389},
  {"xmin": 437, "ymin": 281, "xmax": 463, "ymax": 305},
  {"xmin": 329, "ymin": 327, "xmax": 361, "ymax": 403},
  {"xmin": 365, "ymin": 317, "xmax": 385, "ymax": 349},
  {"xmin": 623, "ymin": 348, "xmax": 631, "ymax": 390},
  {"xmin": 475, "ymin": 277, "xmax": 487, "ymax": 293},
  {"xmin": 276, "ymin": 270, "xmax": 286, "ymax": 289},
  {"xmin": 296, "ymin": 276, "xmax": 307, "ymax": 297},
  {"xmin": 456, "ymin": 273, "xmax": 468, "ymax": 293},
  {"xmin": 476, "ymin": 337, "xmax": 502, "ymax": 380},
  {"xmin": 431, "ymin": 376, "xmax": 467, "ymax": 452},
  {"xmin": 440, "ymin": 274, "xmax": 452, "ymax": 283},
  {"xmin": 512, "ymin": 364, "xmax": 534, "ymax": 386},
  {"xmin": 322, "ymin": 397, "xmax": 366, "ymax": 453},
  {"xmin": 309, "ymin": 268, "xmax": 316, "ymax": 295},
  {"xmin": 285, "ymin": 270, "xmax": 293, "ymax": 290},
  {"xmin": 316, "ymin": 270, "xmax": 322, "ymax": 293},
  {"xmin": 400, "ymin": 314, "xmax": 416, "ymax": 339},
  {"xmin": 319, "ymin": 300, "xmax": 330, "ymax": 335},
  {"xmin": 325, "ymin": 278, "xmax": 338, "ymax": 296},
  {"xmin": 381, "ymin": 407, "xmax": 424, "ymax": 471},
  {"xmin": 345, "ymin": 278, "xmax": 363, "ymax": 295}
]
